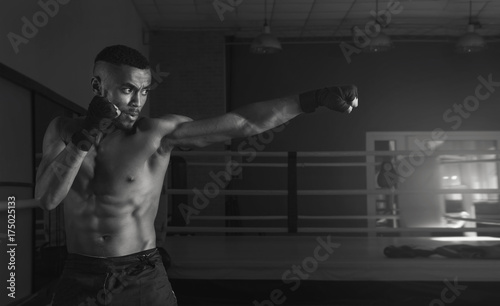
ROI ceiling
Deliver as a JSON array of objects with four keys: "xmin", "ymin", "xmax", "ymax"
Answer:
[{"xmin": 131, "ymin": 0, "xmax": 500, "ymax": 39}]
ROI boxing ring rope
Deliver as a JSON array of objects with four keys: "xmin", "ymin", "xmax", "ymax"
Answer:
[
  {"xmin": 441, "ymin": 158, "xmax": 500, "ymax": 164},
  {"xmin": 0, "ymin": 198, "xmax": 39, "ymax": 212},
  {"xmin": 171, "ymin": 149, "xmax": 500, "ymax": 157},
  {"xmin": 166, "ymin": 227, "xmax": 500, "ymax": 234},
  {"xmin": 445, "ymin": 215, "xmax": 500, "ymax": 226},
  {"xmin": 0, "ymin": 182, "xmax": 37, "ymax": 212},
  {"xmin": 190, "ymin": 216, "xmax": 288, "ymax": 220},
  {"xmin": 166, "ymin": 149, "xmax": 500, "ymax": 235},
  {"xmin": 188, "ymin": 162, "xmax": 377, "ymax": 167},
  {"xmin": 166, "ymin": 188, "xmax": 500, "ymax": 196},
  {"xmin": 299, "ymin": 215, "xmax": 400, "ymax": 220},
  {"xmin": 189, "ymin": 215, "xmax": 400, "ymax": 220}
]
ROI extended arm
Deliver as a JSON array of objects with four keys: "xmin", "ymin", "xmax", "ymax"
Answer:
[
  {"xmin": 163, "ymin": 95, "xmax": 302, "ymax": 148},
  {"xmin": 162, "ymin": 85, "xmax": 358, "ymax": 149}
]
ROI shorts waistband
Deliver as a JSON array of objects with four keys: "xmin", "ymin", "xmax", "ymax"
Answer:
[{"xmin": 65, "ymin": 248, "xmax": 159, "ymax": 267}]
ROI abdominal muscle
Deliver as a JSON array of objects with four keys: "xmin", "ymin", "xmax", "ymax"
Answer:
[{"xmin": 63, "ymin": 187, "xmax": 159, "ymax": 258}]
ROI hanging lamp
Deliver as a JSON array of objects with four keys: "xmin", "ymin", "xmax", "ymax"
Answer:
[
  {"xmin": 456, "ymin": 0, "xmax": 486, "ymax": 53},
  {"xmin": 250, "ymin": 0, "xmax": 282, "ymax": 54},
  {"xmin": 364, "ymin": 0, "xmax": 393, "ymax": 52}
]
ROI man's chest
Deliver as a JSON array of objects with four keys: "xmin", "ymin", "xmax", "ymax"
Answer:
[{"xmin": 73, "ymin": 130, "xmax": 166, "ymax": 194}]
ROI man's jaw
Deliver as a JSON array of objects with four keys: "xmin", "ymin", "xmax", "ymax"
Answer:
[
  {"xmin": 114, "ymin": 111, "xmax": 140, "ymax": 130},
  {"xmin": 126, "ymin": 108, "xmax": 140, "ymax": 121}
]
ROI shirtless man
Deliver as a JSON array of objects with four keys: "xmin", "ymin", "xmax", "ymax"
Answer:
[{"xmin": 35, "ymin": 45, "xmax": 358, "ymax": 306}]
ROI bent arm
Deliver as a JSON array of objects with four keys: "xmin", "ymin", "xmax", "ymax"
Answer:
[
  {"xmin": 163, "ymin": 95, "xmax": 302, "ymax": 148},
  {"xmin": 35, "ymin": 117, "xmax": 87, "ymax": 210}
]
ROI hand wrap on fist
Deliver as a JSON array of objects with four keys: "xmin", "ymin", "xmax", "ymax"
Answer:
[
  {"xmin": 71, "ymin": 96, "xmax": 121, "ymax": 151},
  {"xmin": 299, "ymin": 85, "xmax": 358, "ymax": 114}
]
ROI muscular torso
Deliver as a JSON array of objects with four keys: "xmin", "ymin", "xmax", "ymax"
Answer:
[{"xmin": 59, "ymin": 117, "xmax": 171, "ymax": 257}]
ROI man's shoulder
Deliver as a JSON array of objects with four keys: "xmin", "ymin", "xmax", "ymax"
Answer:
[
  {"xmin": 158, "ymin": 114, "xmax": 193, "ymax": 124},
  {"xmin": 146, "ymin": 114, "xmax": 194, "ymax": 132},
  {"xmin": 46, "ymin": 116, "xmax": 81, "ymax": 142}
]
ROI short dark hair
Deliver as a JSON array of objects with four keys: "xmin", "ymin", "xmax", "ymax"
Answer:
[{"xmin": 94, "ymin": 45, "xmax": 150, "ymax": 69}]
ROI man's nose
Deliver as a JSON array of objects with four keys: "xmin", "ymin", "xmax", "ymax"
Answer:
[{"xmin": 130, "ymin": 92, "xmax": 142, "ymax": 108}]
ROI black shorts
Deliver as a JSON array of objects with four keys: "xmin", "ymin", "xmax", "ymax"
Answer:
[{"xmin": 52, "ymin": 248, "xmax": 177, "ymax": 306}]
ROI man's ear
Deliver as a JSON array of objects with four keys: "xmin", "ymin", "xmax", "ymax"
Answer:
[{"xmin": 91, "ymin": 77, "xmax": 103, "ymax": 96}]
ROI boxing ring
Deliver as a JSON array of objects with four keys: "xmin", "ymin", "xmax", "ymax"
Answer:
[{"xmin": 159, "ymin": 149, "xmax": 500, "ymax": 304}]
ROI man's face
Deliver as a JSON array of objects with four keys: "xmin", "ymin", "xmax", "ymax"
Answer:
[{"xmin": 97, "ymin": 63, "xmax": 152, "ymax": 130}]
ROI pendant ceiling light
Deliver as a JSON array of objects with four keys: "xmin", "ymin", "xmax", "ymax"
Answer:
[
  {"xmin": 456, "ymin": 1, "xmax": 486, "ymax": 53},
  {"xmin": 364, "ymin": 0, "xmax": 393, "ymax": 52},
  {"xmin": 250, "ymin": 0, "xmax": 282, "ymax": 54},
  {"xmin": 365, "ymin": 31, "xmax": 393, "ymax": 52}
]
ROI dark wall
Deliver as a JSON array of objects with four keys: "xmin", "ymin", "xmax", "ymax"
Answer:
[
  {"xmin": 149, "ymin": 31, "xmax": 226, "ymax": 120},
  {"xmin": 230, "ymin": 41, "xmax": 500, "ymax": 151}
]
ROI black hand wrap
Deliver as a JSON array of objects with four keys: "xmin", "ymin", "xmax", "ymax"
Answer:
[
  {"xmin": 71, "ymin": 96, "xmax": 120, "ymax": 151},
  {"xmin": 299, "ymin": 85, "xmax": 358, "ymax": 113},
  {"xmin": 83, "ymin": 95, "xmax": 120, "ymax": 131},
  {"xmin": 71, "ymin": 129, "xmax": 99, "ymax": 152}
]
